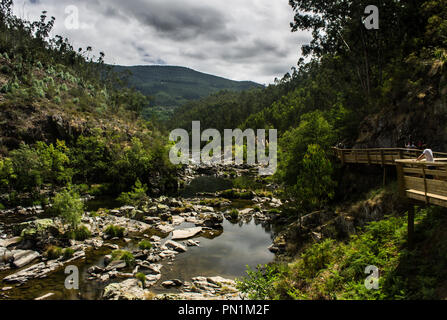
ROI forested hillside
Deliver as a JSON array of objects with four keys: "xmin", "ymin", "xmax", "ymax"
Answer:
[
  {"xmin": 113, "ymin": 65, "xmax": 262, "ymax": 121},
  {"xmin": 0, "ymin": 1, "xmax": 178, "ymax": 207}
]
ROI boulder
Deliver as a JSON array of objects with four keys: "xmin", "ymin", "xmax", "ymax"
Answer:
[
  {"xmin": 12, "ymin": 250, "xmax": 40, "ymax": 268},
  {"xmin": 103, "ymin": 279, "xmax": 148, "ymax": 300},
  {"xmin": 164, "ymin": 240, "xmax": 187, "ymax": 253},
  {"xmin": 171, "ymin": 227, "xmax": 203, "ymax": 240},
  {"xmin": 196, "ymin": 213, "xmax": 223, "ymax": 228},
  {"xmin": 162, "ymin": 279, "xmax": 183, "ymax": 288},
  {"xmin": 0, "ymin": 237, "xmax": 22, "ymax": 248}
]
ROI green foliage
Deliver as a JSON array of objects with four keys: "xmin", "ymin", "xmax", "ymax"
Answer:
[
  {"xmin": 105, "ymin": 225, "xmax": 125, "ymax": 238},
  {"xmin": 277, "ymin": 111, "xmax": 335, "ymax": 186},
  {"xmin": 114, "ymin": 65, "xmax": 262, "ymax": 121},
  {"xmin": 52, "ymin": 188, "xmax": 84, "ymax": 231},
  {"xmin": 138, "ymin": 239, "xmax": 152, "ymax": 250},
  {"xmin": 111, "ymin": 250, "xmax": 135, "ymax": 267},
  {"xmin": 136, "ymin": 272, "xmax": 146, "ymax": 287},
  {"xmin": 45, "ymin": 245, "xmax": 63, "ymax": 260},
  {"xmin": 63, "ymin": 248, "xmax": 75, "ymax": 260},
  {"xmin": 117, "ymin": 178, "xmax": 148, "ymax": 206},
  {"xmin": 73, "ymin": 225, "xmax": 91, "ymax": 241},
  {"xmin": 236, "ymin": 264, "xmax": 282, "ymax": 300},
  {"xmin": 293, "ymin": 144, "xmax": 336, "ymax": 211},
  {"xmin": 229, "ymin": 209, "xmax": 239, "ymax": 220}
]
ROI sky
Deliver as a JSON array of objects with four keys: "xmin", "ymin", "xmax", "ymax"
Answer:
[{"xmin": 14, "ymin": 0, "xmax": 311, "ymax": 85}]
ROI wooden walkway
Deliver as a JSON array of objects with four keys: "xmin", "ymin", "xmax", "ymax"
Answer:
[
  {"xmin": 333, "ymin": 147, "xmax": 447, "ymax": 248},
  {"xmin": 333, "ymin": 147, "xmax": 447, "ymax": 208}
]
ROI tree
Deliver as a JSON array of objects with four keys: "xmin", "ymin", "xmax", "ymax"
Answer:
[
  {"xmin": 277, "ymin": 111, "xmax": 335, "ymax": 186},
  {"xmin": 293, "ymin": 144, "xmax": 336, "ymax": 212},
  {"xmin": 52, "ymin": 188, "xmax": 84, "ymax": 231}
]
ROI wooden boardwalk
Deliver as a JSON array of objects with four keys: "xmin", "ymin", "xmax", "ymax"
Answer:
[
  {"xmin": 333, "ymin": 147, "xmax": 447, "ymax": 248},
  {"xmin": 333, "ymin": 147, "xmax": 447, "ymax": 208}
]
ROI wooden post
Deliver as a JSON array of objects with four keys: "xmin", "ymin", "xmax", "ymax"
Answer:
[
  {"xmin": 383, "ymin": 166, "xmax": 387, "ymax": 186},
  {"xmin": 408, "ymin": 206, "xmax": 415, "ymax": 250},
  {"xmin": 396, "ymin": 162, "xmax": 405, "ymax": 198},
  {"xmin": 422, "ymin": 165, "xmax": 428, "ymax": 204},
  {"xmin": 380, "ymin": 150, "xmax": 384, "ymax": 166}
]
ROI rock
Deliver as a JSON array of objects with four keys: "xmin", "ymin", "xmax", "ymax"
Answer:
[
  {"xmin": 4, "ymin": 260, "xmax": 62, "ymax": 284},
  {"xmin": 155, "ymin": 224, "xmax": 174, "ymax": 234},
  {"xmin": 171, "ymin": 216, "xmax": 185, "ymax": 225},
  {"xmin": 146, "ymin": 254, "xmax": 161, "ymax": 263},
  {"xmin": 104, "ymin": 243, "xmax": 119, "ymax": 250},
  {"xmin": 196, "ymin": 213, "xmax": 223, "ymax": 228},
  {"xmin": 85, "ymin": 238, "xmax": 103, "ymax": 249},
  {"xmin": 103, "ymin": 279, "xmax": 148, "ymax": 300},
  {"xmin": 164, "ymin": 240, "xmax": 187, "ymax": 253},
  {"xmin": 239, "ymin": 208, "xmax": 254, "ymax": 215},
  {"xmin": 206, "ymin": 276, "xmax": 236, "ymax": 287},
  {"xmin": 105, "ymin": 260, "xmax": 127, "ymax": 271},
  {"xmin": 1, "ymin": 287, "xmax": 12, "ymax": 291},
  {"xmin": 0, "ymin": 237, "xmax": 22, "ymax": 248},
  {"xmin": 12, "ymin": 250, "xmax": 40, "ymax": 268},
  {"xmin": 171, "ymin": 227, "xmax": 203, "ymax": 240},
  {"xmin": 162, "ymin": 279, "xmax": 183, "ymax": 288},
  {"xmin": 35, "ymin": 293, "xmax": 55, "ymax": 300},
  {"xmin": 87, "ymin": 266, "xmax": 104, "ymax": 274},
  {"xmin": 13, "ymin": 219, "xmax": 60, "ymax": 239},
  {"xmin": 159, "ymin": 250, "xmax": 178, "ymax": 259},
  {"xmin": 104, "ymin": 255, "xmax": 112, "ymax": 266},
  {"xmin": 184, "ymin": 239, "xmax": 200, "ymax": 247}
]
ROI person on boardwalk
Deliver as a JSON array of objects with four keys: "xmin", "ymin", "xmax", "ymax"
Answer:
[
  {"xmin": 417, "ymin": 148, "xmax": 436, "ymax": 179},
  {"xmin": 417, "ymin": 148, "xmax": 434, "ymax": 163}
]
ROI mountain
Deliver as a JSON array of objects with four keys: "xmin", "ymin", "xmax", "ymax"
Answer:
[{"xmin": 112, "ymin": 65, "xmax": 263, "ymax": 120}]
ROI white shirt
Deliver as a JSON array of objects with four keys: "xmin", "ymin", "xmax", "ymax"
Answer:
[{"xmin": 423, "ymin": 149, "xmax": 434, "ymax": 162}]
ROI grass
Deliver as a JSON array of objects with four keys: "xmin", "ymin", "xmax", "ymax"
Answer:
[
  {"xmin": 104, "ymin": 225, "xmax": 125, "ymax": 238},
  {"xmin": 237, "ymin": 205, "xmax": 447, "ymax": 300},
  {"xmin": 138, "ymin": 240, "xmax": 152, "ymax": 250},
  {"xmin": 111, "ymin": 250, "xmax": 135, "ymax": 267}
]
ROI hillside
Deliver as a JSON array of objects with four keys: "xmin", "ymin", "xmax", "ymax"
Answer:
[{"xmin": 113, "ymin": 65, "xmax": 263, "ymax": 120}]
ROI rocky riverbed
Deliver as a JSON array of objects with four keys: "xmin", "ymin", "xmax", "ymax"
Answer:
[{"xmin": 0, "ymin": 165, "xmax": 284, "ymax": 300}]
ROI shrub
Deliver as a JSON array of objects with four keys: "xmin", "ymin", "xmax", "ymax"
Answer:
[
  {"xmin": 116, "ymin": 178, "xmax": 148, "ymax": 206},
  {"xmin": 0, "ymin": 203, "xmax": 4, "ymax": 210},
  {"xmin": 136, "ymin": 272, "xmax": 146, "ymax": 287},
  {"xmin": 45, "ymin": 245, "xmax": 63, "ymax": 259},
  {"xmin": 111, "ymin": 250, "xmax": 135, "ymax": 267},
  {"xmin": 236, "ymin": 264, "xmax": 281, "ymax": 300},
  {"xmin": 52, "ymin": 188, "xmax": 84, "ymax": 231},
  {"xmin": 63, "ymin": 248, "xmax": 75, "ymax": 260},
  {"xmin": 105, "ymin": 225, "xmax": 125, "ymax": 238},
  {"xmin": 138, "ymin": 240, "xmax": 152, "ymax": 250},
  {"xmin": 229, "ymin": 209, "xmax": 239, "ymax": 220},
  {"xmin": 74, "ymin": 225, "xmax": 91, "ymax": 241}
]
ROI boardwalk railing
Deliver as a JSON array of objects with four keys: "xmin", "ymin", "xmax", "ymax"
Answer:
[
  {"xmin": 333, "ymin": 147, "xmax": 447, "ymax": 166},
  {"xmin": 396, "ymin": 159, "xmax": 447, "ymax": 207}
]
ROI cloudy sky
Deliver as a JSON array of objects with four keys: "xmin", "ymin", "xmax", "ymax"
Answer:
[{"xmin": 14, "ymin": 0, "xmax": 311, "ymax": 84}]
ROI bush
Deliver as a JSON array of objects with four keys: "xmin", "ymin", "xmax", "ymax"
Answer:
[
  {"xmin": 229, "ymin": 209, "xmax": 239, "ymax": 220},
  {"xmin": 45, "ymin": 246, "xmax": 63, "ymax": 259},
  {"xmin": 136, "ymin": 272, "xmax": 146, "ymax": 287},
  {"xmin": 0, "ymin": 203, "xmax": 4, "ymax": 210},
  {"xmin": 111, "ymin": 250, "xmax": 135, "ymax": 267},
  {"xmin": 52, "ymin": 188, "xmax": 84, "ymax": 231},
  {"xmin": 116, "ymin": 178, "xmax": 148, "ymax": 206},
  {"xmin": 74, "ymin": 225, "xmax": 91, "ymax": 241},
  {"xmin": 138, "ymin": 240, "xmax": 152, "ymax": 250},
  {"xmin": 236, "ymin": 264, "xmax": 281, "ymax": 300},
  {"xmin": 63, "ymin": 248, "xmax": 75, "ymax": 260},
  {"xmin": 105, "ymin": 225, "xmax": 125, "ymax": 238}
]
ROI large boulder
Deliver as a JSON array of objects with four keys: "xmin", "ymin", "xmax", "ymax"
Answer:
[
  {"xmin": 13, "ymin": 219, "xmax": 60, "ymax": 240},
  {"xmin": 171, "ymin": 227, "xmax": 203, "ymax": 240},
  {"xmin": 196, "ymin": 213, "xmax": 223, "ymax": 228},
  {"xmin": 102, "ymin": 279, "xmax": 148, "ymax": 300}
]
